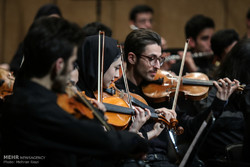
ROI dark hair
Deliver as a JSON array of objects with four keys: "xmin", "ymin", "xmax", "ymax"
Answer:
[
  {"xmin": 211, "ymin": 29, "xmax": 239, "ymax": 57},
  {"xmin": 21, "ymin": 17, "xmax": 84, "ymax": 79},
  {"xmin": 129, "ymin": 5, "xmax": 154, "ymax": 21},
  {"xmin": 124, "ymin": 29, "xmax": 161, "ymax": 64},
  {"xmin": 185, "ymin": 14, "xmax": 215, "ymax": 40},
  {"xmin": 216, "ymin": 39, "xmax": 250, "ymax": 84},
  {"xmin": 247, "ymin": 8, "xmax": 250, "ymax": 19},
  {"xmin": 82, "ymin": 22, "xmax": 112, "ymax": 37},
  {"xmin": 34, "ymin": 4, "xmax": 62, "ymax": 20}
]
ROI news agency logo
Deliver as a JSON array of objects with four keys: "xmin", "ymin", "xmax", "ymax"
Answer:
[
  {"xmin": 2, "ymin": 155, "xmax": 46, "ymax": 165},
  {"xmin": 3, "ymin": 155, "xmax": 19, "ymax": 160}
]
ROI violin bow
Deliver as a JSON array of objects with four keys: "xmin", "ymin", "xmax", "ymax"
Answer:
[
  {"xmin": 179, "ymin": 111, "xmax": 213, "ymax": 167},
  {"xmin": 97, "ymin": 31, "xmax": 105, "ymax": 103},
  {"xmin": 168, "ymin": 39, "xmax": 190, "ymax": 164},
  {"xmin": 172, "ymin": 39, "xmax": 190, "ymax": 111}
]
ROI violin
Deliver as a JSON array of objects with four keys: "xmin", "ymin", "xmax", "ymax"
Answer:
[
  {"xmin": 142, "ymin": 70, "xmax": 245, "ymax": 103},
  {"xmin": 57, "ymin": 83, "xmax": 113, "ymax": 131},
  {"xmin": 103, "ymin": 83, "xmax": 184, "ymax": 134},
  {"xmin": 0, "ymin": 68, "xmax": 15, "ymax": 99},
  {"xmin": 57, "ymin": 93, "xmax": 94, "ymax": 119}
]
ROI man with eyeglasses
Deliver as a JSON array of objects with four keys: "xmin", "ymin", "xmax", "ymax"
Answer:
[
  {"xmin": 115, "ymin": 29, "xmax": 239, "ymax": 167},
  {"xmin": 115, "ymin": 29, "xmax": 178, "ymax": 167}
]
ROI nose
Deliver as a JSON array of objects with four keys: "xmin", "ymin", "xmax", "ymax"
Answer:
[
  {"xmin": 145, "ymin": 21, "xmax": 152, "ymax": 29},
  {"xmin": 114, "ymin": 69, "xmax": 120, "ymax": 78},
  {"xmin": 206, "ymin": 39, "xmax": 212, "ymax": 52},
  {"xmin": 153, "ymin": 60, "xmax": 161, "ymax": 69}
]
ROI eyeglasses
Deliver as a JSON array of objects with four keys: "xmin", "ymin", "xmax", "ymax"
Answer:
[{"xmin": 140, "ymin": 54, "xmax": 165, "ymax": 66}]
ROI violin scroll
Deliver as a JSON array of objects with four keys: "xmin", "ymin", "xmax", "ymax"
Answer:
[
  {"xmin": 0, "ymin": 68, "xmax": 15, "ymax": 99},
  {"xmin": 157, "ymin": 115, "xmax": 184, "ymax": 135}
]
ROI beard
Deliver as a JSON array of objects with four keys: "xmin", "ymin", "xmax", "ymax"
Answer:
[
  {"xmin": 51, "ymin": 64, "xmax": 69, "ymax": 93},
  {"xmin": 134, "ymin": 63, "xmax": 155, "ymax": 82}
]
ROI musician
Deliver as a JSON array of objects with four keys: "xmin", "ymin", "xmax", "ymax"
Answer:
[
  {"xmin": 9, "ymin": 3, "xmax": 63, "ymax": 77},
  {"xmin": 129, "ymin": 4, "xmax": 167, "ymax": 50},
  {"xmin": 77, "ymin": 34, "xmax": 153, "ymax": 136},
  {"xmin": 171, "ymin": 14, "xmax": 215, "ymax": 75},
  {"xmin": 1, "ymin": 17, "xmax": 149, "ymax": 167},
  {"xmin": 198, "ymin": 39, "xmax": 249, "ymax": 166},
  {"xmin": 82, "ymin": 22, "xmax": 112, "ymax": 37},
  {"xmin": 115, "ymin": 29, "xmax": 239, "ymax": 167},
  {"xmin": 242, "ymin": 8, "xmax": 250, "ymax": 39},
  {"xmin": 208, "ymin": 29, "xmax": 239, "ymax": 79},
  {"xmin": 169, "ymin": 14, "xmax": 215, "ymax": 145},
  {"xmin": 189, "ymin": 29, "xmax": 239, "ymax": 127}
]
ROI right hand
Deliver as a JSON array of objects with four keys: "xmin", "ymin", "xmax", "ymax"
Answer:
[
  {"xmin": 147, "ymin": 122, "xmax": 165, "ymax": 140},
  {"xmin": 178, "ymin": 51, "xmax": 198, "ymax": 72},
  {"xmin": 146, "ymin": 108, "xmax": 176, "ymax": 140},
  {"xmin": 155, "ymin": 107, "xmax": 176, "ymax": 122},
  {"xmin": 90, "ymin": 99, "xmax": 107, "ymax": 113}
]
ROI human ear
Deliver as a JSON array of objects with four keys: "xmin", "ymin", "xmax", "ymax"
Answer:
[
  {"xmin": 55, "ymin": 58, "xmax": 64, "ymax": 74},
  {"xmin": 189, "ymin": 37, "xmax": 196, "ymax": 48},
  {"xmin": 127, "ymin": 52, "xmax": 137, "ymax": 65}
]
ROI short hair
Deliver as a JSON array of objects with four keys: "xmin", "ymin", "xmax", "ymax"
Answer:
[
  {"xmin": 185, "ymin": 14, "xmax": 215, "ymax": 40},
  {"xmin": 34, "ymin": 3, "xmax": 62, "ymax": 20},
  {"xmin": 124, "ymin": 29, "xmax": 161, "ymax": 64},
  {"xmin": 21, "ymin": 17, "xmax": 84, "ymax": 79},
  {"xmin": 82, "ymin": 22, "xmax": 112, "ymax": 37},
  {"xmin": 129, "ymin": 5, "xmax": 154, "ymax": 21},
  {"xmin": 211, "ymin": 29, "xmax": 239, "ymax": 57}
]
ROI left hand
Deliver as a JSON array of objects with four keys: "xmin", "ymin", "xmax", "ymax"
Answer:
[
  {"xmin": 129, "ymin": 107, "xmax": 151, "ymax": 133},
  {"xmin": 214, "ymin": 78, "xmax": 240, "ymax": 101}
]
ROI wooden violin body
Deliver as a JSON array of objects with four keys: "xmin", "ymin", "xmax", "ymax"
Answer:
[
  {"xmin": 104, "ymin": 83, "xmax": 184, "ymax": 134},
  {"xmin": 57, "ymin": 93, "xmax": 94, "ymax": 120},
  {"xmin": 102, "ymin": 94, "xmax": 132, "ymax": 130},
  {"xmin": 142, "ymin": 70, "xmax": 211, "ymax": 103},
  {"xmin": 57, "ymin": 84, "xmax": 112, "ymax": 131}
]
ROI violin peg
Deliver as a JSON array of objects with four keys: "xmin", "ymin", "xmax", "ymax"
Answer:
[
  {"xmin": 176, "ymin": 126, "xmax": 184, "ymax": 135},
  {"xmin": 160, "ymin": 122, "xmax": 165, "ymax": 129}
]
